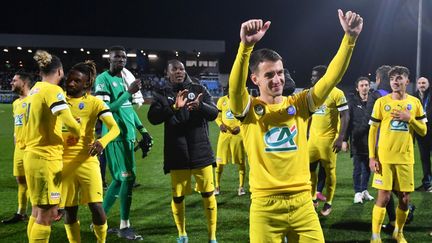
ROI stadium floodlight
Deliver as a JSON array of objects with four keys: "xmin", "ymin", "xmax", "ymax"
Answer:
[
  {"xmin": 175, "ymin": 51, "xmax": 179, "ymax": 57},
  {"xmin": 63, "ymin": 50, "xmax": 68, "ymax": 54},
  {"xmin": 86, "ymin": 51, "xmax": 91, "ymax": 54},
  {"xmin": 27, "ymin": 49, "xmax": 32, "ymax": 53},
  {"xmin": 80, "ymin": 48, "xmax": 84, "ymax": 52},
  {"xmin": 5, "ymin": 61, "xmax": 9, "ymax": 63},
  {"xmin": 102, "ymin": 54, "xmax": 110, "ymax": 58},
  {"xmin": 140, "ymin": 50, "xmax": 144, "ymax": 53},
  {"xmin": 127, "ymin": 53, "xmax": 137, "ymax": 57},
  {"xmin": 148, "ymin": 54, "xmax": 158, "ymax": 59},
  {"xmin": 17, "ymin": 46, "xmax": 22, "ymax": 50},
  {"xmin": 105, "ymin": 49, "xmax": 108, "ymax": 52},
  {"xmin": 3, "ymin": 48, "xmax": 8, "ymax": 52}
]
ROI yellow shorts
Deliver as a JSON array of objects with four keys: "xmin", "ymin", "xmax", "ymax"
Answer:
[
  {"xmin": 61, "ymin": 157, "xmax": 103, "ymax": 207},
  {"xmin": 372, "ymin": 163, "xmax": 414, "ymax": 192},
  {"xmin": 216, "ymin": 133, "xmax": 246, "ymax": 165},
  {"xmin": 24, "ymin": 152, "xmax": 62, "ymax": 205},
  {"xmin": 250, "ymin": 191, "xmax": 324, "ymax": 243},
  {"xmin": 13, "ymin": 147, "xmax": 25, "ymax": 177},
  {"xmin": 170, "ymin": 165, "xmax": 215, "ymax": 197},
  {"xmin": 308, "ymin": 137, "xmax": 337, "ymax": 167}
]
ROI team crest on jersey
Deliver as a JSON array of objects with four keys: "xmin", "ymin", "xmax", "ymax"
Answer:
[
  {"xmin": 187, "ymin": 92, "xmax": 196, "ymax": 100},
  {"xmin": 314, "ymin": 105, "xmax": 326, "ymax": 115},
  {"xmin": 254, "ymin": 104, "xmax": 265, "ymax": 116},
  {"xmin": 407, "ymin": 104, "xmax": 412, "ymax": 110},
  {"xmin": 225, "ymin": 110, "xmax": 234, "ymax": 119},
  {"xmin": 79, "ymin": 102, "xmax": 85, "ymax": 110},
  {"xmin": 14, "ymin": 114, "xmax": 24, "ymax": 126},
  {"xmin": 21, "ymin": 102, "xmax": 27, "ymax": 108},
  {"xmin": 384, "ymin": 105, "xmax": 391, "ymax": 111},
  {"xmin": 264, "ymin": 125, "xmax": 298, "ymax": 152},
  {"xmin": 57, "ymin": 93, "xmax": 65, "ymax": 101},
  {"xmin": 390, "ymin": 120, "xmax": 408, "ymax": 131},
  {"xmin": 286, "ymin": 105, "xmax": 296, "ymax": 115}
]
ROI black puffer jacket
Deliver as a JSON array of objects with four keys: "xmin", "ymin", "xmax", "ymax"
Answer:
[
  {"xmin": 148, "ymin": 77, "xmax": 218, "ymax": 174},
  {"xmin": 346, "ymin": 92, "xmax": 369, "ymax": 156}
]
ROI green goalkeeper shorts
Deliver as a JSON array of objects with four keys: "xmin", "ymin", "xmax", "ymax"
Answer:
[{"xmin": 105, "ymin": 140, "xmax": 136, "ymax": 182}]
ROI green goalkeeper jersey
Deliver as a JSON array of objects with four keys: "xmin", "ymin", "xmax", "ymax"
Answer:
[{"xmin": 95, "ymin": 70, "xmax": 137, "ymax": 141}]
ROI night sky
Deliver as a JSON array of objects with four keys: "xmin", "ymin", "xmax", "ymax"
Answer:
[{"xmin": 1, "ymin": 0, "xmax": 432, "ymax": 88}]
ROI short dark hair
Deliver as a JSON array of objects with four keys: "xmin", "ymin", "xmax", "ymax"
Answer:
[
  {"xmin": 15, "ymin": 71, "xmax": 33, "ymax": 83},
  {"xmin": 33, "ymin": 50, "xmax": 62, "ymax": 75},
  {"xmin": 389, "ymin": 66, "xmax": 410, "ymax": 78},
  {"xmin": 312, "ymin": 65, "xmax": 327, "ymax": 78},
  {"xmin": 109, "ymin": 45, "xmax": 126, "ymax": 52},
  {"xmin": 355, "ymin": 76, "xmax": 370, "ymax": 86},
  {"xmin": 376, "ymin": 65, "xmax": 391, "ymax": 82},
  {"xmin": 167, "ymin": 59, "xmax": 183, "ymax": 69},
  {"xmin": 249, "ymin": 48, "xmax": 282, "ymax": 73}
]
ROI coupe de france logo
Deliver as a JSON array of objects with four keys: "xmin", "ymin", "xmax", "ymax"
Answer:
[
  {"xmin": 390, "ymin": 120, "xmax": 408, "ymax": 131},
  {"xmin": 264, "ymin": 125, "xmax": 298, "ymax": 152},
  {"xmin": 226, "ymin": 110, "xmax": 234, "ymax": 119},
  {"xmin": 314, "ymin": 105, "xmax": 326, "ymax": 115}
]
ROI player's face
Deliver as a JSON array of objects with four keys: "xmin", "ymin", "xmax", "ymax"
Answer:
[
  {"xmin": 252, "ymin": 60, "xmax": 285, "ymax": 98},
  {"xmin": 66, "ymin": 70, "xmax": 87, "ymax": 97},
  {"xmin": 167, "ymin": 62, "xmax": 186, "ymax": 83},
  {"xmin": 10, "ymin": 75, "xmax": 24, "ymax": 94},
  {"xmin": 390, "ymin": 73, "xmax": 409, "ymax": 93},
  {"xmin": 109, "ymin": 50, "xmax": 127, "ymax": 71},
  {"xmin": 356, "ymin": 80, "xmax": 370, "ymax": 96},
  {"xmin": 311, "ymin": 70, "xmax": 321, "ymax": 85},
  {"xmin": 417, "ymin": 78, "xmax": 429, "ymax": 93}
]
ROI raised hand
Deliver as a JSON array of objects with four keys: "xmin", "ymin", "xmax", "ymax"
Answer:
[
  {"xmin": 175, "ymin": 89, "xmax": 189, "ymax": 109},
  {"xmin": 338, "ymin": 9, "xmax": 363, "ymax": 38},
  {"xmin": 240, "ymin": 19, "xmax": 271, "ymax": 46},
  {"xmin": 187, "ymin": 93, "xmax": 203, "ymax": 111},
  {"xmin": 128, "ymin": 79, "xmax": 142, "ymax": 94}
]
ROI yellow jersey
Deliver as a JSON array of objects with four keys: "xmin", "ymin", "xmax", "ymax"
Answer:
[
  {"xmin": 240, "ymin": 92, "xmax": 311, "ymax": 198},
  {"xmin": 24, "ymin": 82, "xmax": 69, "ymax": 160},
  {"xmin": 215, "ymin": 95, "xmax": 241, "ymax": 132},
  {"xmin": 370, "ymin": 94, "xmax": 426, "ymax": 164},
  {"xmin": 63, "ymin": 94, "xmax": 112, "ymax": 161},
  {"xmin": 13, "ymin": 96, "xmax": 29, "ymax": 149},
  {"xmin": 309, "ymin": 87, "xmax": 348, "ymax": 138}
]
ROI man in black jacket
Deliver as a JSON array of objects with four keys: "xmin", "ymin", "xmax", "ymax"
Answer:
[
  {"xmin": 343, "ymin": 77, "xmax": 374, "ymax": 204},
  {"xmin": 414, "ymin": 77, "xmax": 432, "ymax": 192},
  {"xmin": 148, "ymin": 60, "xmax": 219, "ymax": 243}
]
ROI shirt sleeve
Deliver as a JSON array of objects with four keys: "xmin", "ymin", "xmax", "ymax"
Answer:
[
  {"xmin": 45, "ymin": 85, "xmax": 69, "ymax": 115},
  {"xmin": 369, "ymin": 98, "xmax": 382, "ymax": 126},
  {"xmin": 335, "ymin": 90, "xmax": 349, "ymax": 111}
]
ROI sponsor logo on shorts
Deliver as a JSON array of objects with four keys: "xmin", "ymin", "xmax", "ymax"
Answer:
[
  {"xmin": 374, "ymin": 179, "xmax": 383, "ymax": 185},
  {"xmin": 121, "ymin": 171, "xmax": 132, "ymax": 177},
  {"xmin": 50, "ymin": 192, "xmax": 61, "ymax": 200}
]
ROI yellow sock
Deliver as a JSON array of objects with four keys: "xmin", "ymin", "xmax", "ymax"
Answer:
[
  {"xmin": 372, "ymin": 205, "xmax": 386, "ymax": 235},
  {"xmin": 239, "ymin": 164, "xmax": 246, "ymax": 188},
  {"xmin": 215, "ymin": 164, "xmax": 223, "ymax": 188},
  {"xmin": 395, "ymin": 206, "xmax": 409, "ymax": 233},
  {"xmin": 64, "ymin": 221, "xmax": 81, "ymax": 243},
  {"xmin": 203, "ymin": 195, "xmax": 217, "ymax": 240},
  {"xmin": 27, "ymin": 215, "xmax": 36, "ymax": 240},
  {"xmin": 93, "ymin": 222, "xmax": 107, "ymax": 243},
  {"xmin": 171, "ymin": 200, "xmax": 186, "ymax": 236},
  {"xmin": 30, "ymin": 222, "xmax": 51, "ymax": 243},
  {"xmin": 17, "ymin": 183, "xmax": 28, "ymax": 215}
]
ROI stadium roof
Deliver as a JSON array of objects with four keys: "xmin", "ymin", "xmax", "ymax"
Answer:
[{"xmin": 0, "ymin": 34, "xmax": 225, "ymax": 54}]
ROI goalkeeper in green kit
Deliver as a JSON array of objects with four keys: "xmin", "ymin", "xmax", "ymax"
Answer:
[{"xmin": 94, "ymin": 45, "xmax": 153, "ymax": 241}]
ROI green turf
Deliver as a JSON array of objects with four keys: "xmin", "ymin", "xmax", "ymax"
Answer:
[{"xmin": 0, "ymin": 103, "xmax": 431, "ymax": 243}]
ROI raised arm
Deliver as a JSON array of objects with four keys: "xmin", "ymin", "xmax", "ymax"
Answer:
[
  {"xmin": 310, "ymin": 10, "xmax": 363, "ymax": 111},
  {"xmin": 229, "ymin": 19, "xmax": 270, "ymax": 116}
]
